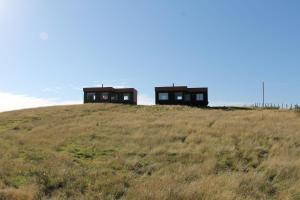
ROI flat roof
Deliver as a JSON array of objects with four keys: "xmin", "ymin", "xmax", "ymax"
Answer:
[
  {"xmin": 83, "ymin": 87, "xmax": 137, "ymax": 93},
  {"xmin": 155, "ymin": 86, "xmax": 207, "ymax": 92}
]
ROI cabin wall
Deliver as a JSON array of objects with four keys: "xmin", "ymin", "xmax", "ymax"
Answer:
[
  {"xmin": 155, "ymin": 91, "xmax": 208, "ymax": 107},
  {"xmin": 83, "ymin": 91, "xmax": 137, "ymax": 105}
]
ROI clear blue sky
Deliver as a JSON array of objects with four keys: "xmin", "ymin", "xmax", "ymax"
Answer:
[{"xmin": 1, "ymin": 0, "xmax": 300, "ymax": 107}]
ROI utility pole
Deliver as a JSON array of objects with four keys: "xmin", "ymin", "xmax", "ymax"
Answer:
[{"xmin": 262, "ymin": 81, "xmax": 265, "ymax": 108}]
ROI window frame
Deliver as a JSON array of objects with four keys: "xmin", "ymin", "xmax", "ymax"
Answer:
[
  {"xmin": 111, "ymin": 93, "xmax": 118, "ymax": 101},
  {"xmin": 86, "ymin": 92, "xmax": 96, "ymax": 102},
  {"xmin": 175, "ymin": 92, "xmax": 183, "ymax": 101},
  {"xmin": 184, "ymin": 94, "xmax": 191, "ymax": 102},
  {"xmin": 101, "ymin": 92, "xmax": 109, "ymax": 101},
  {"xmin": 123, "ymin": 93, "xmax": 130, "ymax": 101},
  {"xmin": 196, "ymin": 93, "xmax": 204, "ymax": 101},
  {"xmin": 158, "ymin": 92, "xmax": 169, "ymax": 101}
]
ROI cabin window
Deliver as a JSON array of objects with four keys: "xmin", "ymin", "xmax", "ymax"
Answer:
[
  {"xmin": 175, "ymin": 92, "xmax": 183, "ymax": 101},
  {"xmin": 123, "ymin": 93, "xmax": 130, "ymax": 101},
  {"xmin": 184, "ymin": 94, "xmax": 191, "ymax": 101},
  {"xmin": 101, "ymin": 92, "xmax": 109, "ymax": 100},
  {"xmin": 158, "ymin": 93, "xmax": 169, "ymax": 100},
  {"xmin": 111, "ymin": 94, "xmax": 118, "ymax": 101},
  {"xmin": 196, "ymin": 93, "xmax": 204, "ymax": 101},
  {"xmin": 87, "ymin": 93, "xmax": 96, "ymax": 102}
]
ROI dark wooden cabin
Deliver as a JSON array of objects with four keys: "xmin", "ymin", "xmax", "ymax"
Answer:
[
  {"xmin": 83, "ymin": 87, "xmax": 137, "ymax": 105},
  {"xmin": 155, "ymin": 85, "xmax": 208, "ymax": 107}
]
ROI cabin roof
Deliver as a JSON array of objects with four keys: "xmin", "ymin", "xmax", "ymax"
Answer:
[
  {"xmin": 155, "ymin": 86, "xmax": 207, "ymax": 92},
  {"xmin": 83, "ymin": 87, "xmax": 137, "ymax": 93}
]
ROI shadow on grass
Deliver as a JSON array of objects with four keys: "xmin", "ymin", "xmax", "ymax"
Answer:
[{"xmin": 207, "ymin": 106, "xmax": 254, "ymax": 111}]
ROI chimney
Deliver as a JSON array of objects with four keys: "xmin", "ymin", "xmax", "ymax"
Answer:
[
  {"xmin": 102, "ymin": 84, "xmax": 103, "ymax": 88},
  {"xmin": 172, "ymin": 83, "xmax": 175, "ymax": 87}
]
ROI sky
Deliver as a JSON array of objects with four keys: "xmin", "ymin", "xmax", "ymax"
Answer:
[{"xmin": 1, "ymin": 0, "xmax": 300, "ymax": 111}]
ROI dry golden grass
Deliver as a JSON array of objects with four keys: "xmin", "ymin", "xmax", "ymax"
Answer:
[{"xmin": 1, "ymin": 104, "xmax": 300, "ymax": 200}]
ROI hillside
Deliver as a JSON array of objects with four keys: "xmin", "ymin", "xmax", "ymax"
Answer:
[{"xmin": 0, "ymin": 104, "xmax": 300, "ymax": 200}]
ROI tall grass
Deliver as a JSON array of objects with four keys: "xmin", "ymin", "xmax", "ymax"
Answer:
[{"xmin": 0, "ymin": 104, "xmax": 300, "ymax": 199}]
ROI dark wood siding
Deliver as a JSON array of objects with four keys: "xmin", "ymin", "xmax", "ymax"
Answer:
[
  {"xmin": 155, "ymin": 86, "xmax": 208, "ymax": 107},
  {"xmin": 83, "ymin": 87, "xmax": 137, "ymax": 105}
]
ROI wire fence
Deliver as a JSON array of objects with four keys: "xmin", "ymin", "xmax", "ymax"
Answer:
[{"xmin": 252, "ymin": 103, "xmax": 300, "ymax": 111}]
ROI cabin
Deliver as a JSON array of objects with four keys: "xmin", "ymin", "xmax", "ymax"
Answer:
[
  {"xmin": 83, "ymin": 87, "xmax": 137, "ymax": 105},
  {"xmin": 155, "ymin": 85, "xmax": 208, "ymax": 107}
]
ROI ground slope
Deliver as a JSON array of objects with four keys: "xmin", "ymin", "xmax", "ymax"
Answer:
[{"xmin": 0, "ymin": 104, "xmax": 300, "ymax": 200}]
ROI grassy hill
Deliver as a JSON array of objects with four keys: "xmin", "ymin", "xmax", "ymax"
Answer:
[{"xmin": 1, "ymin": 104, "xmax": 300, "ymax": 200}]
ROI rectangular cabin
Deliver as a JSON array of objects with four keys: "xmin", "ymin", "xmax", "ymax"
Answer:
[
  {"xmin": 83, "ymin": 87, "xmax": 137, "ymax": 105},
  {"xmin": 155, "ymin": 86, "xmax": 208, "ymax": 107}
]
